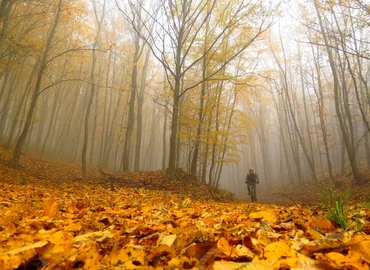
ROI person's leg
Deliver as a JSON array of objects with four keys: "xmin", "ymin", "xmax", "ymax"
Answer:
[
  {"xmin": 254, "ymin": 184, "xmax": 257, "ymax": 201},
  {"xmin": 247, "ymin": 184, "xmax": 251, "ymax": 195}
]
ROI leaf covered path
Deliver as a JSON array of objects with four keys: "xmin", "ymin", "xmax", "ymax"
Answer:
[
  {"xmin": 0, "ymin": 149, "xmax": 370, "ymax": 269},
  {"xmin": 1, "ymin": 181, "xmax": 370, "ymax": 269}
]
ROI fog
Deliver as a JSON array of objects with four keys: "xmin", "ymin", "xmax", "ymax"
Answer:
[{"xmin": 0, "ymin": 0, "xmax": 369, "ymax": 197}]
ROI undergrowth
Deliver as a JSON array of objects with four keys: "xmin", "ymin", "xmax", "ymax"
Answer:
[{"xmin": 322, "ymin": 188, "xmax": 350, "ymax": 230}]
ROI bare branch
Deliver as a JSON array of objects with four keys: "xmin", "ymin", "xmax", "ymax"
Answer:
[
  {"xmin": 152, "ymin": 99, "xmax": 173, "ymax": 115},
  {"xmin": 44, "ymin": 47, "xmax": 107, "ymax": 68},
  {"xmin": 298, "ymin": 39, "xmax": 370, "ymax": 61}
]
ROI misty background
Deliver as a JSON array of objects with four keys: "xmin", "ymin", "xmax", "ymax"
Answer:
[{"xmin": 0, "ymin": 0, "xmax": 369, "ymax": 198}]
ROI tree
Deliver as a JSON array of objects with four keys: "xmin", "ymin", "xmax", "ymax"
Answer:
[
  {"xmin": 309, "ymin": 44, "xmax": 337, "ymax": 186},
  {"xmin": 81, "ymin": 0, "xmax": 107, "ymax": 177},
  {"xmin": 313, "ymin": 0, "xmax": 363, "ymax": 184},
  {"xmin": 0, "ymin": 0, "xmax": 14, "ymax": 58},
  {"xmin": 270, "ymin": 35, "xmax": 319, "ymax": 183},
  {"xmin": 121, "ymin": 0, "xmax": 146, "ymax": 172},
  {"xmin": 119, "ymin": 0, "xmax": 275, "ymax": 178},
  {"xmin": 12, "ymin": 0, "xmax": 64, "ymax": 167},
  {"xmin": 134, "ymin": 46, "xmax": 151, "ymax": 171}
]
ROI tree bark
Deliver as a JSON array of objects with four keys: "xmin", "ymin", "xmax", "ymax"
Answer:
[
  {"xmin": 122, "ymin": 24, "xmax": 141, "ymax": 172},
  {"xmin": 134, "ymin": 47, "xmax": 150, "ymax": 171},
  {"xmin": 12, "ymin": 0, "xmax": 63, "ymax": 168},
  {"xmin": 81, "ymin": 0, "xmax": 105, "ymax": 177},
  {"xmin": 310, "ymin": 45, "xmax": 337, "ymax": 185}
]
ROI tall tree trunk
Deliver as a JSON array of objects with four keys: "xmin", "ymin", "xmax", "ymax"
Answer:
[
  {"xmin": 40, "ymin": 87, "xmax": 61, "ymax": 158},
  {"xmin": 122, "ymin": 30, "xmax": 140, "ymax": 172},
  {"xmin": 201, "ymin": 111, "xmax": 212, "ymax": 183},
  {"xmin": 81, "ymin": 0, "xmax": 105, "ymax": 177},
  {"xmin": 89, "ymin": 83, "xmax": 99, "ymax": 164},
  {"xmin": 365, "ymin": 128, "xmax": 370, "ymax": 170},
  {"xmin": 215, "ymin": 87, "xmax": 237, "ymax": 187},
  {"xmin": 281, "ymin": 90, "xmax": 302, "ymax": 183},
  {"xmin": 209, "ymin": 81, "xmax": 223, "ymax": 186},
  {"xmin": 99, "ymin": 49, "xmax": 112, "ymax": 165},
  {"xmin": 190, "ymin": 12, "xmax": 210, "ymax": 178},
  {"xmin": 311, "ymin": 45, "xmax": 336, "ymax": 185},
  {"xmin": 271, "ymin": 36, "xmax": 318, "ymax": 183},
  {"xmin": 12, "ymin": 0, "xmax": 63, "ymax": 168},
  {"xmin": 81, "ymin": 50, "xmax": 98, "ymax": 176},
  {"xmin": 53, "ymin": 82, "xmax": 82, "ymax": 156},
  {"xmin": 271, "ymin": 89, "xmax": 293, "ymax": 184},
  {"xmin": 0, "ymin": 0, "xmax": 14, "ymax": 58},
  {"xmin": 314, "ymin": 0, "xmax": 362, "ymax": 184},
  {"xmin": 134, "ymin": 47, "xmax": 150, "ymax": 171},
  {"xmin": 166, "ymin": 0, "xmax": 189, "ymax": 178},
  {"xmin": 6, "ymin": 71, "xmax": 33, "ymax": 148},
  {"xmin": 299, "ymin": 47, "xmax": 316, "ymax": 179},
  {"xmin": 0, "ymin": 59, "xmax": 17, "ymax": 139},
  {"xmin": 100, "ymin": 57, "xmax": 125, "ymax": 167},
  {"xmin": 162, "ymin": 98, "xmax": 168, "ymax": 171},
  {"xmin": 35, "ymin": 93, "xmax": 48, "ymax": 149}
]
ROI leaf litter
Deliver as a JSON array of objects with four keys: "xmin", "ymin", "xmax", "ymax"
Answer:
[{"xmin": 0, "ymin": 148, "xmax": 370, "ymax": 269}]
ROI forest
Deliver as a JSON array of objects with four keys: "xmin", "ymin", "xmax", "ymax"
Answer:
[
  {"xmin": 0, "ymin": 0, "xmax": 369, "ymax": 193},
  {"xmin": 0, "ymin": 0, "xmax": 370, "ymax": 269}
]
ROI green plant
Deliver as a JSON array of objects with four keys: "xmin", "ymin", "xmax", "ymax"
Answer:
[{"xmin": 322, "ymin": 188, "xmax": 350, "ymax": 230}]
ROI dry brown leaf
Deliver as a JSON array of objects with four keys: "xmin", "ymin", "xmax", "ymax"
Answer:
[
  {"xmin": 308, "ymin": 217, "xmax": 336, "ymax": 233},
  {"xmin": 302, "ymin": 231, "xmax": 353, "ymax": 254}
]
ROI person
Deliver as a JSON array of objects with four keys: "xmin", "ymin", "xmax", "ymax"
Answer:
[{"xmin": 245, "ymin": 167, "xmax": 259, "ymax": 195}]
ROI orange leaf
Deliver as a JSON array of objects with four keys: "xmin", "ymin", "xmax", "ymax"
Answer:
[
  {"xmin": 106, "ymin": 245, "xmax": 146, "ymax": 268},
  {"xmin": 350, "ymin": 240, "xmax": 370, "ymax": 261},
  {"xmin": 65, "ymin": 222, "xmax": 82, "ymax": 232},
  {"xmin": 249, "ymin": 211, "xmax": 276, "ymax": 223},
  {"xmin": 217, "ymin": 237, "xmax": 238, "ymax": 258},
  {"xmin": 308, "ymin": 217, "xmax": 335, "ymax": 233},
  {"xmin": 43, "ymin": 199, "xmax": 58, "ymax": 218},
  {"xmin": 3, "ymin": 222, "xmax": 16, "ymax": 236},
  {"xmin": 321, "ymin": 251, "xmax": 369, "ymax": 270}
]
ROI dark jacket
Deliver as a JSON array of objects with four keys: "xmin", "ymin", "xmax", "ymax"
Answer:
[{"xmin": 245, "ymin": 173, "xmax": 258, "ymax": 184}]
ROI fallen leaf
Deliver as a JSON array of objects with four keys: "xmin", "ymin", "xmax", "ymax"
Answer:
[
  {"xmin": 157, "ymin": 234, "xmax": 177, "ymax": 247},
  {"xmin": 3, "ymin": 222, "xmax": 16, "ymax": 236},
  {"xmin": 308, "ymin": 217, "xmax": 336, "ymax": 233},
  {"xmin": 235, "ymin": 244, "xmax": 255, "ymax": 259},
  {"xmin": 249, "ymin": 211, "xmax": 276, "ymax": 224},
  {"xmin": 73, "ymin": 230, "xmax": 114, "ymax": 243},
  {"xmin": 302, "ymin": 231, "xmax": 353, "ymax": 254},
  {"xmin": 350, "ymin": 240, "xmax": 370, "ymax": 261},
  {"xmin": 65, "ymin": 222, "xmax": 82, "ymax": 232},
  {"xmin": 217, "ymin": 237, "xmax": 238, "ymax": 258},
  {"xmin": 43, "ymin": 199, "xmax": 58, "ymax": 218},
  {"xmin": 213, "ymin": 261, "xmax": 272, "ymax": 269},
  {"xmin": 0, "ymin": 240, "xmax": 48, "ymax": 255}
]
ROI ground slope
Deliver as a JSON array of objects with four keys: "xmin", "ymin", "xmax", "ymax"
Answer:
[{"xmin": 0, "ymin": 147, "xmax": 370, "ymax": 269}]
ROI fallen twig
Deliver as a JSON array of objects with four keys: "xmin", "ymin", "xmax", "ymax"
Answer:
[{"xmin": 274, "ymin": 193, "xmax": 306, "ymax": 216}]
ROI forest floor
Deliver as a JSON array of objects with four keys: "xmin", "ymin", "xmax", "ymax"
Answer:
[{"xmin": 0, "ymin": 146, "xmax": 370, "ymax": 269}]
